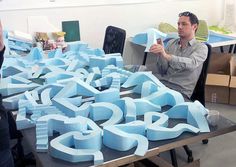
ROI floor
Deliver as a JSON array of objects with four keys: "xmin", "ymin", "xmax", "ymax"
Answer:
[
  {"xmin": 158, "ymin": 102, "xmax": 236, "ymax": 167},
  {"xmin": 20, "ymin": 102, "xmax": 236, "ymax": 167}
]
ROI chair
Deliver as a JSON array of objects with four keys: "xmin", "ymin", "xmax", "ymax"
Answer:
[
  {"xmin": 170, "ymin": 43, "xmax": 212, "ymax": 167},
  {"xmin": 103, "ymin": 26, "xmax": 126, "ymax": 56},
  {"xmin": 62, "ymin": 20, "xmax": 80, "ymax": 42}
]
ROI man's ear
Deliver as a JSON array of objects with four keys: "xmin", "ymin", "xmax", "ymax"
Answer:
[{"xmin": 193, "ymin": 24, "xmax": 198, "ymax": 32}]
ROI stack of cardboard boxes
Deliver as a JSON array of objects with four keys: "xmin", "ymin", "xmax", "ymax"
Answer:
[{"xmin": 205, "ymin": 53, "xmax": 236, "ymax": 105}]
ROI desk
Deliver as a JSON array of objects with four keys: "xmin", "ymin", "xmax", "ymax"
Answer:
[{"xmin": 22, "ymin": 115, "xmax": 236, "ymax": 167}]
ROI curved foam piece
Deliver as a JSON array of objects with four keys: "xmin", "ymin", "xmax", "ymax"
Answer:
[
  {"xmin": 45, "ymin": 58, "xmax": 69, "ymax": 66},
  {"xmin": 134, "ymin": 99, "xmax": 161, "ymax": 115},
  {"xmin": 103, "ymin": 121, "xmax": 148, "ymax": 156},
  {"xmin": 144, "ymin": 112, "xmax": 169, "ymax": 127},
  {"xmin": 118, "ymin": 97, "xmax": 137, "ymax": 123},
  {"xmin": 33, "ymin": 83, "xmax": 64, "ymax": 98},
  {"xmin": 36, "ymin": 114, "xmax": 102, "ymax": 152},
  {"xmin": 146, "ymin": 123, "xmax": 200, "ymax": 141},
  {"xmin": 122, "ymin": 72, "xmax": 166, "ymax": 88},
  {"xmin": 90, "ymin": 102, "xmax": 123, "ymax": 127},
  {"xmin": 24, "ymin": 91, "xmax": 38, "ymax": 106},
  {"xmin": 50, "ymin": 131, "xmax": 103, "ymax": 164},
  {"xmin": 54, "ymin": 80, "xmax": 99, "ymax": 98},
  {"xmin": 165, "ymin": 101, "xmax": 210, "ymax": 132},
  {"xmin": 143, "ymin": 88, "xmax": 184, "ymax": 106},
  {"xmin": 41, "ymin": 88, "xmax": 53, "ymax": 105},
  {"xmin": 138, "ymin": 81, "xmax": 160, "ymax": 98}
]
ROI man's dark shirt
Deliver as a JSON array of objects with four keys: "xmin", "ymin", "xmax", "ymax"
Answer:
[{"xmin": 0, "ymin": 46, "xmax": 10, "ymax": 150}]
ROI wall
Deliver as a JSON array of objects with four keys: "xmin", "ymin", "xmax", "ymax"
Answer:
[{"xmin": 0, "ymin": 0, "xmax": 224, "ymax": 49}]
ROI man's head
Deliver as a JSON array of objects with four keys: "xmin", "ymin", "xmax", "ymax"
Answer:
[{"xmin": 177, "ymin": 11, "xmax": 199, "ymax": 40}]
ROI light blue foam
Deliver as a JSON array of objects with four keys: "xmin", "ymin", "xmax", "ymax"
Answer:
[
  {"xmin": 103, "ymin": 121, "xmax": 148, "ymax": 156},
  {"xmin": 165, "ymin": 101, "xmax": 210, "ymax": 132},
  {"xmin": 50, "ymin": 131, "xmax": 103, "ymax": 165},
  {"xmin": 122, "ymin": 72, "xmax": 166, "ymax": 89},
  {"xmin": 146, "ymin": 123, "xmax": 200, "ymax": 141},
  {"xmin": 143, "ymin": 87, "xmax": 184, "ymax": 107},
  {"xmin": 90, "ymin": 102, "xmax": 123, "ymax": 127}
]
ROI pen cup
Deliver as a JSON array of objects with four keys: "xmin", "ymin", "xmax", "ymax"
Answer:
[{"xmin": 207, "ymin": 110, "xmax": 220, "ymax": 126}]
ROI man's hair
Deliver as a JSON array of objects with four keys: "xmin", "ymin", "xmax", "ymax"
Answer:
[{"xmin": 179, "ymin": 11, "xmax": 199, "ymax": 25}]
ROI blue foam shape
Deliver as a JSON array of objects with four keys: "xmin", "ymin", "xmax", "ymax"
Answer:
[
  {"xmin": 36, "ymin": 114, "xmax": 102, "ymax": 152},
  {"xmin": 143, "ymin": 87, "xmax": 184, "ymax": 107},
  {"xmin": 40, "ymin": 88, "xmax": 53, "ymax": 105},
  {"xmin": 54, "ymin": 80, "xmax": 100, "ymax": 98},
  {"xmin": 2, "ymin": 65, "xmax": 28, "ymax": 77},
  {"xmin": 24, "ymin": 91, "xmax": 38, "ymax": 106},
  {"xmin": 52, "ymin": 97, "xmax": 88, "ymax": 117},
  {"xmin": 66, "ymin": 41, "xmax": 88, "ymax": 52},
  {"xmin": 134, "ymin": 99, "xmax": 161, "ymax": 115},
  {"xmin": 16, "ymin": 107, "xmax": 35, "ymax": 130},
  {"xmin": 75, "ymin": 68, "xmax": 89, "ymax": 78},
  {"xmin": 144, "ymin": 112, "xmax": 168, "ymax": 127},
  {"xmin": 2, "ymin": 93, "xmax": 25, "ymax": 110},
  {"xmin": 50, "ymin": 131, "xmax": 103, "ymax": 164},
  {"xmin": 85, "ymin": 73, "xmax": 101, "ymax": 85},
  {"xmin": 140, "ymin": 81, "xmax": 159, "ymax": 97},
  {"xmin": 89, "ymin": 54, "xmax": 123, "ymax": 70},
  {"xmin": 44, "ymin": 58, "xmax": 66, "ymax": 67},
  {"xmin": 10, "ymin": 76, "xmax": 31, "ymax": 84},
  {"xmin": 103, "ymin": 121, "xmax": 148, "ymax": 156},
  {"xmin": 49, "ymin": 48, "xmax": 64, "ymax": 58},
  {"xmin": 0, "ymin": 81, "xmax": 40, "ymax": 96},
  {"xmin": 32, "ymin": 65, "xmax": 64, "ymax": 78},
  {"xmin": 94, "ymin": 88, "xmax": 120, "ymax": 103},
  {"xmin": 44, "ymin": 71, "xmax": 83, "ymax": 85},
  {"xmin": 146, "ymin": 123, "xmax": 200, "ymax": 141},
  {"xmin": 25, "ymin": 47, "xmax": 43, "ymax": 62},
  {"xmin": 90, "ymin": 102, "xmax": 123, "ymax": 127},
  {"xmin": 33, "ymin": 83, "xmax": 64, "ymax": 96},
  {"xmin": 165, "ymin": 101, "xmax": 210, "ymax": 132},
  {"xmin": 122, "ymin": 72, "xmax": 166, "ymax": 89},
  {"xmin": 117, "ymin": 97, "xmax": 137, "ymax": 123},
  {"xmin": 145, "ymin": 28, "xmax": 167, "ymax": 52},
  {"xmin": 132, "ymin": 28, "xmax": 167, "ymax": 45},
  {"xmin": 81, "ymin": 47, "xmax": 105, "ymax": 56}
]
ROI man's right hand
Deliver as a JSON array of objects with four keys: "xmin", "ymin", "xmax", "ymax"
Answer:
[{"xmin": 0, "ymin": 20, "xmax": 4, "ymax": 51}]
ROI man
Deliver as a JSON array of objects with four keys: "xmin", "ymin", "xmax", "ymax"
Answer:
[
  {"xmin": 0, "ymin": 20, "xmax": 14, "ymax": 167},
  {"xmin": 149, "ymin": 11, "xmax": 208, "ymax": 99}
]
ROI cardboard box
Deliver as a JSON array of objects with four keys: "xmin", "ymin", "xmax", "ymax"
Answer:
[
  {"xmin": 229, "ymin": 56, "xmax": 236, "ymax": 105},
  {"xmin": 205, "ymin": 53, "xmax": 231, "ymax": 104}
]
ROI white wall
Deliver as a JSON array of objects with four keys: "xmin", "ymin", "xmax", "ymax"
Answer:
[{"xmin": 0, "ymin": 0, "xmax": 224, "ymax": 49}]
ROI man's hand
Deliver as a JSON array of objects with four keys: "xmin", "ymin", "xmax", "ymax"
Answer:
[
  {"xmin": 149, "ymin": 39, "xmax": 172, "ymax": 61},
  {"xmin": 0, "ymin": 20, "xmax": 4, "ymax": 51}
]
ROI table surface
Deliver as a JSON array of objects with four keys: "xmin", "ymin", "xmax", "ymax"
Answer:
[{"xmin": 22, "ymin": 114, "xmax": 236, "ymax": 167}]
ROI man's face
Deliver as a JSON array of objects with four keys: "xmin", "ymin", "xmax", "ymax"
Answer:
[{"xmin": 177, "ymin": 16, "xmax": 197, "ymax": 39}]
